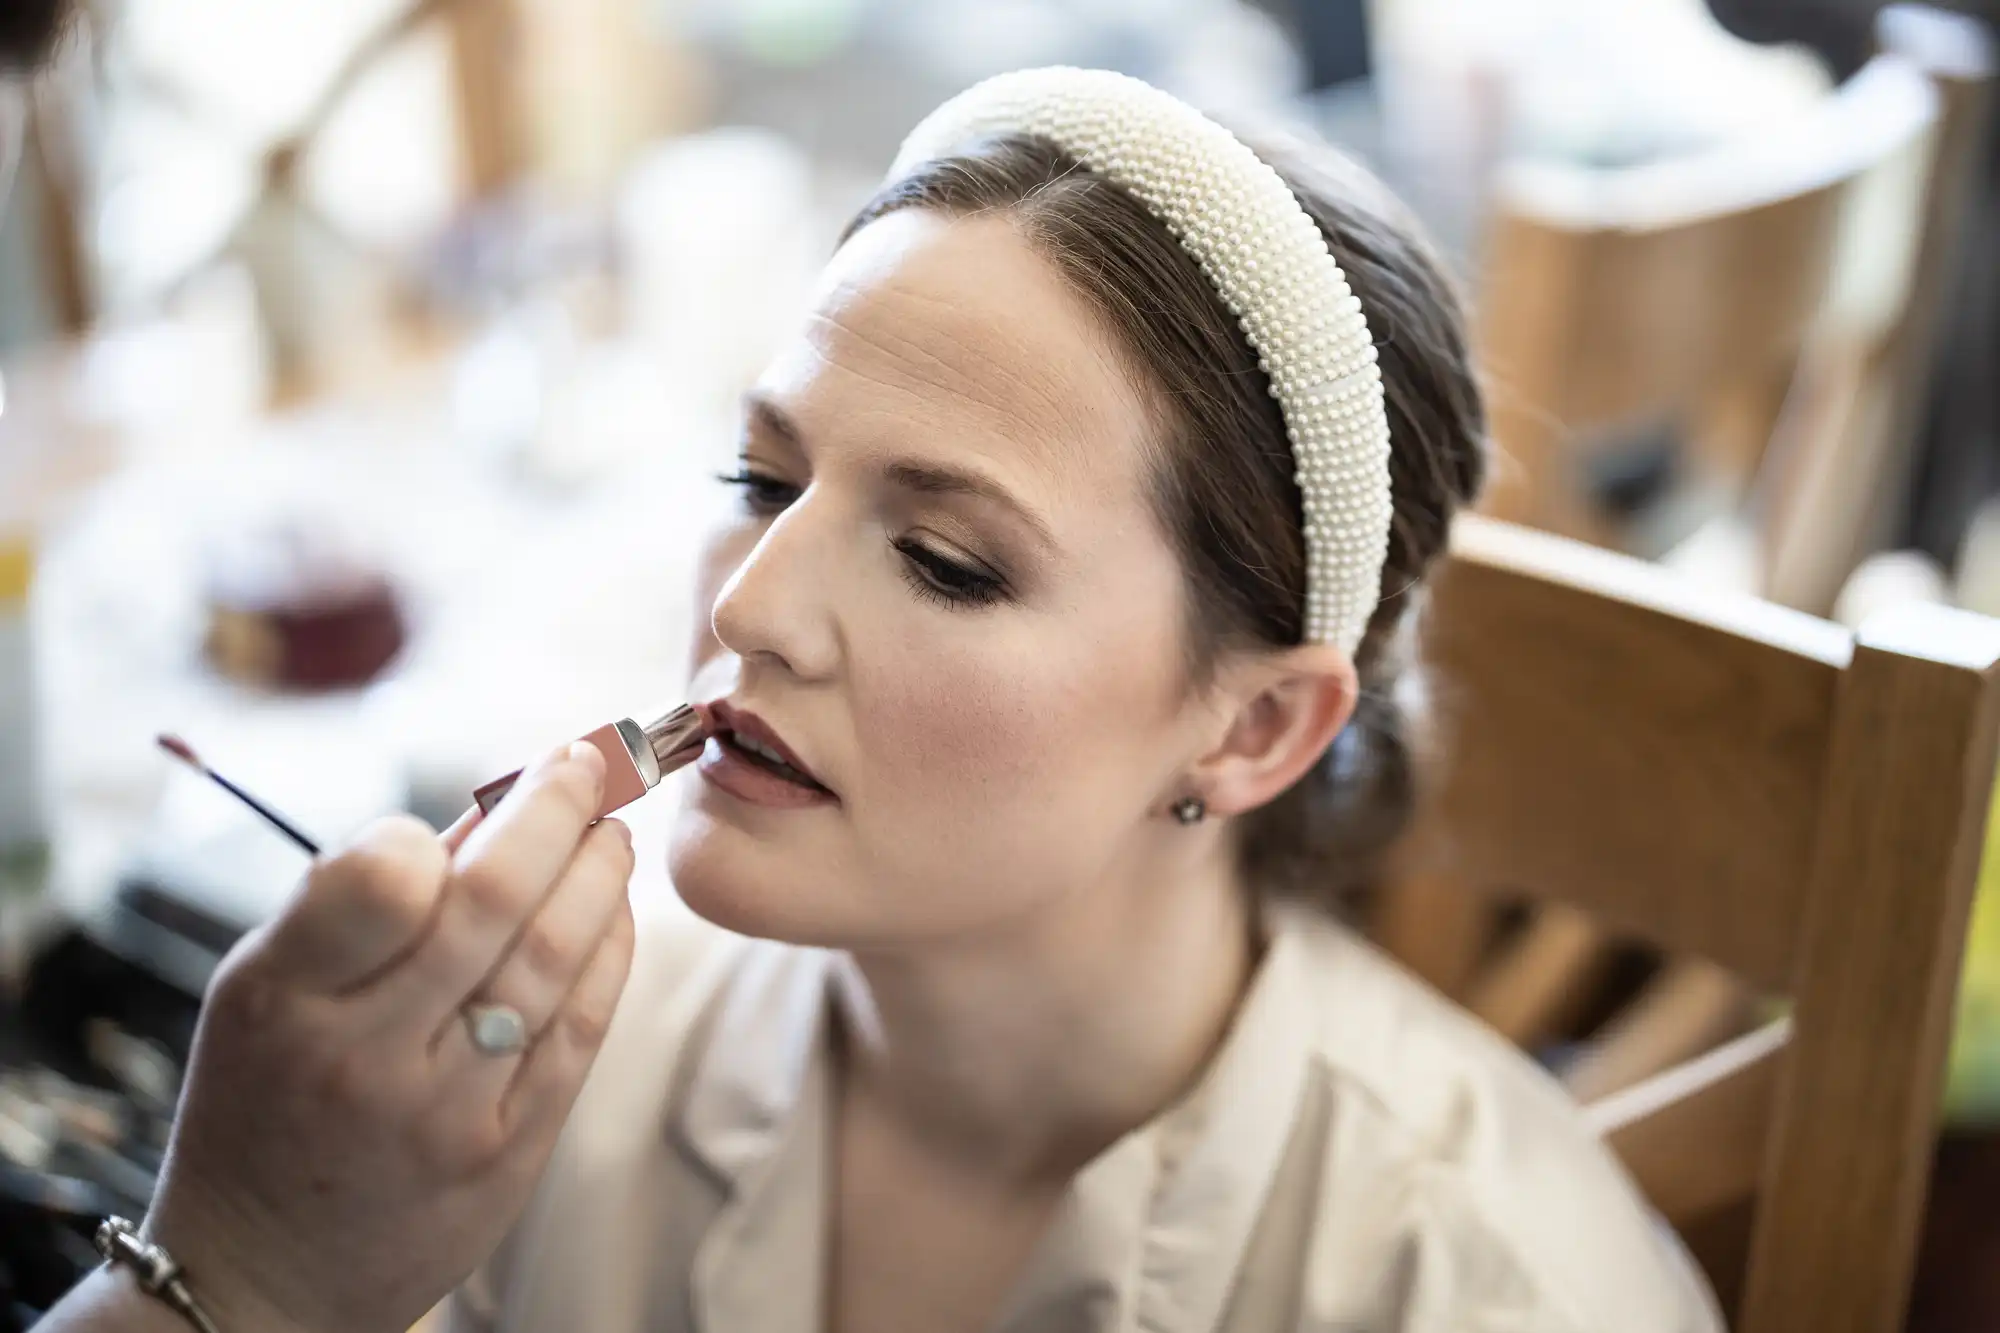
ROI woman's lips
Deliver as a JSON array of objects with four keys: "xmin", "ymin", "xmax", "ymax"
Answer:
[
  {"xmin": 698, "ymin": 735, "xmax": 837, "ymax": 809},
  {"xmin": 704, "ymin": 702, "xmax": 826, "ymax": 785},
  {"xmin": 697, "ymin": 700, "xmax": 835, "ymax": 809}
]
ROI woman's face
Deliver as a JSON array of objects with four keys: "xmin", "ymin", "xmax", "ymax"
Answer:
[{"xmin": 668, "ymin": 209, "xmax": 1235, "ymax": 949}]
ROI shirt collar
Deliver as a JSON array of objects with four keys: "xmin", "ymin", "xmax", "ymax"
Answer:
[
  {"xmin": 676, "ymin": 938, "xmax": 835, "ymax": 1189},
  {"xmin": 673, "ymin": 911, "xmax": 1321, "ymax": 1333},
  {"xmin": 1003, "ymin": 910, "xmax": 1318, "ymax": 1332}
]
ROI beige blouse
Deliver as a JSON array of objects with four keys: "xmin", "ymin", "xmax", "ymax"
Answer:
[{"xmin": 450, "ymin": 903, "xmax": 1722, "ymax": 1333}]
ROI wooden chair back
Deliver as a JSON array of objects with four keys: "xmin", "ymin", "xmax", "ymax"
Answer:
[
  {"xmin": 1476, "ymin": 54, "xmax": 1938, "ymax": 550},
  {"xmin": 1388, "ymin": 517, "xmax": 2000, "ymax": 1332},
  {"xmin": 1384, "ymin": 46, "xmax": 1960, "ymax": 1122}
]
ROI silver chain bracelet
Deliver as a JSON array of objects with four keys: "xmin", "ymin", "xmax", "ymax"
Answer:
[{"xmin": 94, "ymin": 1217, "xmax": 224, "ymax": 1333}]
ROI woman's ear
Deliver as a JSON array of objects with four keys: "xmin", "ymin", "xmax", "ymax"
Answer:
[{"xmin": 1189, "ymin": 645, "xmax": 1358, "ymax": 819}]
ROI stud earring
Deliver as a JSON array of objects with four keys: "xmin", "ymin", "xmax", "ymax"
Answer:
[{"xmin": 1171, "ymin": 795, "xmax": 1207, "ymax": 826}]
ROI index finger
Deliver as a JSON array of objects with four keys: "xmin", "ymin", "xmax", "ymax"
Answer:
[
  {"xmin": 374, "ymin": 742, "xmax": 606, "ymax": 1018},
  {"xmin": 456, "ymin": 741, "xmax": 605, "ymax": 889}
]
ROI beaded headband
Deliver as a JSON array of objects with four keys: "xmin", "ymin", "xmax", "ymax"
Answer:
[{"xmin": 889, "ymin": 67, "xmax": 1394, "ymax": 657}]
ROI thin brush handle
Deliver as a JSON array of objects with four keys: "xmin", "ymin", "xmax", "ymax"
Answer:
[
  {"xmin": 159, "ymin": 734, "xmax": 323, "ymax": 855},
  {"xmin": 182, "ymin": 764, "xmax": 322, "ymax": 856},
  {"xmin": 205, "ymin": 769, "xmax": 321, "ymax": 855}
]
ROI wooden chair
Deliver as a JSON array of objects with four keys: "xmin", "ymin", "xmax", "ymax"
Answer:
[
  {"xmin": 1475, "ymin": 51, "xmax": 1938, "ymax": 557},
  {"xmin": 1403, "ymin": 51, "xmax": 1951, "ymax": 1079},
  {"xmin": 1380, "ymin": 516, "xmax": 2000, "ymax": 1329}
]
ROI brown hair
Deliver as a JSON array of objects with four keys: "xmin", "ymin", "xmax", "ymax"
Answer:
[
  {"xmin": 846, "ymin": 130, "xmax": 1486, "ymax": 900},
  {"xmin": 0, "ymin": 0, "xmax": 72, "ymax": 69}
]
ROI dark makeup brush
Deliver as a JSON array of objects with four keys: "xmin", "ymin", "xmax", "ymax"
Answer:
[{"xmin": 156, "ymin": 733, "xmax": 321, "ymax": 855}]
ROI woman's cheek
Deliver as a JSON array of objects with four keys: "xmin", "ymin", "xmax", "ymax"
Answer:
[{"xmin": 859, "ymin": 631, "xmax": 1086, "ymax": 805}]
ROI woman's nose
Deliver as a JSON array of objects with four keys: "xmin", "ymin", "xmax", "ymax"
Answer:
[{"xmin": 709, "ymin": 501, "xmax": 842, "ymax": 681}]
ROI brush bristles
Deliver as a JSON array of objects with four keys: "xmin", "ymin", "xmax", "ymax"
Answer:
[{"xmin": 156, "ymin": 733, "xmax": 200, "ymax": 769}]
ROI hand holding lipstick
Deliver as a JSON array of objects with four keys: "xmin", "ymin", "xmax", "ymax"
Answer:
[{"xmin": 40, "ymin": 743, "xmax": 637, "ymax": 1333}]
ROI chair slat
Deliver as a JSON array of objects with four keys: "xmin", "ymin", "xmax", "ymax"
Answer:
[
  {"xmin": 1410, "ymin": 519, "xmax": 1849, "ymax": 990},
  {"xmin": 1564, "ymin": 958, "xmax": 1752, "ymax": 1104}
]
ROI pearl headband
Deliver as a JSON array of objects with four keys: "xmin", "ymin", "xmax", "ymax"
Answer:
[{"xmin": 889, "ymin": 67, "xmax": 1394, "ymax": 657}]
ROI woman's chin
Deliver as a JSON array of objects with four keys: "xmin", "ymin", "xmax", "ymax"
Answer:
[{"xmin": 667, "ymin": 809, "xmax": 835, "ymax": 944}]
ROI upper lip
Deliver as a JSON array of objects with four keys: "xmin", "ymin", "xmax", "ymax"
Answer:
[{"xmin": 704, "ymin": 701, "xmax": 829, "ymax": 790}]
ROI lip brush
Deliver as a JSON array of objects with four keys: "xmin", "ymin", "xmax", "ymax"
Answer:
[{"xmin": 156, "ymin": 733, "xmax": 321, "ymax": 856}]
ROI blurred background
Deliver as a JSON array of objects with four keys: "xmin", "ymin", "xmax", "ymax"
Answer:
[{"xmin": 0, "ymin": 0, "xmax": 1996, "ymax": 1324}]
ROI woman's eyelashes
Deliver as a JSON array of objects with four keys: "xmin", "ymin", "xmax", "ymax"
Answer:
[
  {"xmin": 894, "ymin": 537, "xmax": 1007, "ymax": 608},
  {"xmin": 717, "ymin": 466, "xmax": 1010, "ymax": 610},
  {"xmin": 717, "ymin": 467, "xmax": 800, "ymax": 516}
]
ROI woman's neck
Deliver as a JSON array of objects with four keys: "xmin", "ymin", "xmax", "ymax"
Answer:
[{"xmin": 831, "ymin": 839, "xmax": 1260, "ymax": 1184}]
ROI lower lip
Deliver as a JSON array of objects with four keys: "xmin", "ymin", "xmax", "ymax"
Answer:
[{"xmin": 697, "ymin": 737, "xmax": 837, "ymax": 809}]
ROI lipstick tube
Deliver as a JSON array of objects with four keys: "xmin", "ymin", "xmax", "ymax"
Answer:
[{"xmin": 473, "ymin": 704, "xmax": 708, "ymax": 820}]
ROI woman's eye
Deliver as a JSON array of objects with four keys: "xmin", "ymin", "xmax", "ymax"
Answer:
[
  {"xmin": 895, "ymin": 538, "xmax": 1006, "ymax": 609},
  {"xmin": 717, "ymin": 468, "xmax": 800, "ymax": 516}
]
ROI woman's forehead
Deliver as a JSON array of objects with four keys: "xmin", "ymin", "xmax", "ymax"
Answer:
[{"xmin": 761, "ymin": 210, "xmax": 1156, "ymax": 503}]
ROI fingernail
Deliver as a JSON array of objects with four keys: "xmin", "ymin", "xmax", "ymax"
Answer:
[
  {"xmin": 568, "ymin": 740, "xmax": 606, "ymax": 779},
  {"xmin": 609, "ymin": 818, "xmax": 633, "ymax": 847}
]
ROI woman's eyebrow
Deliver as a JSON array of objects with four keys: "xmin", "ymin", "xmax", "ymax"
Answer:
[
  {"xmin": 743, "ymin": 391, "xmax": 803, "ymax": 448},
  {"xmin": 743, "ymin": 390, "xmax": 1057, "ymax": 551},
  {"xmin": 882, "ymin": 459, "xmax": 1056, "ymax": 551}
]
